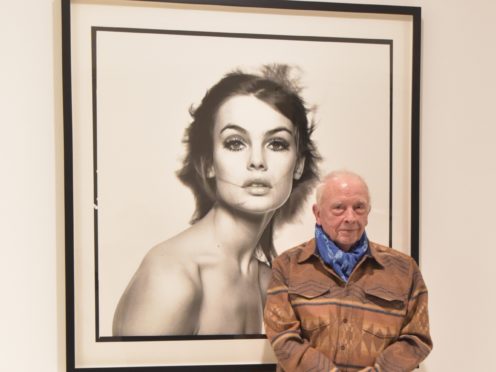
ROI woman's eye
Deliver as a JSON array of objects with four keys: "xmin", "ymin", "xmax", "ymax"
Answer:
[
  {"xmin": 223, "ymin": 137, "xmax": 246, "ymax": 152},
  {"xmin": 267, "ymin": 138, "xmax": 290, "ymax": 151}
]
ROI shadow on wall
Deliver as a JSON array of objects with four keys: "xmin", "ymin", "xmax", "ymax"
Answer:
[{"xmin": 418, "ymin": 363, "xmax": 429, "ymax": 372}]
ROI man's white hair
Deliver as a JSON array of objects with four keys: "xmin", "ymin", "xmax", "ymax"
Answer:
[{"xmin": 315, "ymin": 169, "xmax": 371, "ymax": 206}]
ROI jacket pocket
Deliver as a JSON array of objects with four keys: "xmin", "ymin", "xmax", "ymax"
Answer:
[
  {"xmin": 361, "ymin": 286, "xmax": 406, "ymax": 339},
  {"xmin": 288, "ymin": 283, "xmax": 332, "ymax": 341},
  {"xmin": 288, "ymin": 282, "xmax": 331, "ymax": 300},
  {"xmin": 364, "ymin": 286, "xmax": 406, "ymax": 311}
]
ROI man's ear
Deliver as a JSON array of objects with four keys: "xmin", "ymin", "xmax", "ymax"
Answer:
[
  {"xmin": 293, "ymin": 158, "xmax": 305, "ymax": 180},
  {"xmin": 312, "ymin": 204, "xmax": 321, "ymax": 225}
]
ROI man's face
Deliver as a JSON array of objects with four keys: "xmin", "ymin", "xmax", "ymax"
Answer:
[{"xmin": 313, "ymin": 175, "xmax": 370, "ymax": 251}]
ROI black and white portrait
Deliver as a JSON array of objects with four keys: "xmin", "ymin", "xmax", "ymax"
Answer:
[{"xmin": 95, "ymin": 31, "xmax": 393, "ymax": 339}]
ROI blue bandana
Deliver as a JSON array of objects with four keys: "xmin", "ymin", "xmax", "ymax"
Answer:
[{"xmin": 315, "ymin": 224, "xmax": 368, "ymax": 282}]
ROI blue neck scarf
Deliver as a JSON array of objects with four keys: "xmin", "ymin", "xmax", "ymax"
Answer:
[{"xmin": 315, "ymin": 224, "xmax": 368, "ymax": 282}]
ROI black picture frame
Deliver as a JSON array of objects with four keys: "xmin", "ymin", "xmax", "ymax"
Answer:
[{"xmin": 62, "ymin": 0, "xmax": 421, "ymax": 370}]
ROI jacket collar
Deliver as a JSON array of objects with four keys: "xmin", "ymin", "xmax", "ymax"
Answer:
[{"xmin": 297, "ymin": 237, "xmax": 386, "ymax": 268}]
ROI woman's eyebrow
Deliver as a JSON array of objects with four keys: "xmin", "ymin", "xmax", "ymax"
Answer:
[
  {"xmin": 265, "ymin": 127, "xmax": 294, "ymax": 136},
  {"xmin": 219, "ymin": 123, "xmax": 246, "ymax": 134},
  {"xmin": 219, "ymin": 124, "xmax": 294, "ymax": 136}
]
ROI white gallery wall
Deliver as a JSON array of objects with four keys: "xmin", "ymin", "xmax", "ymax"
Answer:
[{"xmin": 1, "ymin": 0, "xmax": 495, "ymax": 371}]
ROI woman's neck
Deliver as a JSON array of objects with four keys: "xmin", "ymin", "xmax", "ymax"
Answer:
[{"xmin": 200, "ymin": 203, "xmax": 274, "ymax": 272}]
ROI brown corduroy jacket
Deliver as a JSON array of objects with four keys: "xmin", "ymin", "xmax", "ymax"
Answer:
[{"xmin": 264, "ymin": 239, "xmax": 432, "ymax": 372}]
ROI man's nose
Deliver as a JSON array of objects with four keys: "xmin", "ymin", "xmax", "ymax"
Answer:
[{"xmin": 343, "ymin": 208, "xmax": 357, "ymax": 222}]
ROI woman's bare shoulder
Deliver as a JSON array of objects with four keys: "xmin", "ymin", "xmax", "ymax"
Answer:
[
  {"xmin": 147, "ymin": 222, "xmax": 216, "ymax": 267},
  {"xmin": 112, "ymin": 227, "xmax": 209, "ymax": 336}
]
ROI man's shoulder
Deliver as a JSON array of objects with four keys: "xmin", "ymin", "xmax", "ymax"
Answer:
[
  {"xmin": 369, "ymin": 240, "xmax": 416, "ymax": 271},
  {"xmin": 369, "ymin": 240, "xmax": 413, "ymax": 259},
  {"xmin": 274, "ymin": 238, "xmax": 315, "ymax": 264}
]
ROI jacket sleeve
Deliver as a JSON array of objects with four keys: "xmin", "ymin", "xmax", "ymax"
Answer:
[
  {"xmin": 263, "ymin": 254, "xmax": 339, "ymax": 372},
  {"xmin": 374, "ymin": 259, "xmax": 433, "ymax": 371}
]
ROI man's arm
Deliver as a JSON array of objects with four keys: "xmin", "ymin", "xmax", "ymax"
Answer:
[
  {"xmin": 263, "ymin": 255, "xmax": 339, "ymax": 372},
  {"xmin": 372, "ymin": 259, "xmax": 433, "ymax": 371}
]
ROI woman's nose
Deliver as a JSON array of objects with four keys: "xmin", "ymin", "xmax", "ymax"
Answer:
[{"xmin": 247, "ymin": 146, "xmax": 267, "ymax": 171}]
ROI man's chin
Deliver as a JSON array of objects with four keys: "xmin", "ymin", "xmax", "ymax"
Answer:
[{"xmin": 336, "ymin": 237, "xmax": 358, "ymax": 251}]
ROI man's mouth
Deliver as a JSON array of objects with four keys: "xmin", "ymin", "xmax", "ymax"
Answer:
[{"xmin": 340, "ymin": 229, "xmax": 357, "ymax": 234}]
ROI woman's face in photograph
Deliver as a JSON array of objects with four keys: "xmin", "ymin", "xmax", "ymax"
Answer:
[{"xmin": 211, "ymin": 95, "xmax": 300, "ymax": 215}]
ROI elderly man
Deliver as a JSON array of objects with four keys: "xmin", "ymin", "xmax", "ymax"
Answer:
[{"xmin": 264, "ymin": 170, "xmax": 432, "ymax": 372}]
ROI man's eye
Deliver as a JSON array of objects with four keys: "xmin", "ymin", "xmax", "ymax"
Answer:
[
  {"xmin": 223, "ymin": 138, "xmax": 246, "ymax": 152},
  {"xmin": 332, "ymin": 206, "xmax": 344, "ymax": 215},
  {"xmin": 267, "ymin": 138, "xmax": 290, "ymax": 152},
  {"xmin": 354, "ymin": 204, "xmax": 368, "ymax": 214}
]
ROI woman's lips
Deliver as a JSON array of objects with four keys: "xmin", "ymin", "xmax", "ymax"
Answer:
[{"xmin": 242, "ymin": 179, "xmax": 272, "ymax": 195}]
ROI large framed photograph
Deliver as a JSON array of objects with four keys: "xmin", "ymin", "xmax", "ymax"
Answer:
[{"xmin": 62, "ymin": 0, "xmax": 421, "ymax": 370}]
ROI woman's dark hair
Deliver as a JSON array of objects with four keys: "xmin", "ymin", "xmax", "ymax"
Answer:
[{"xmin": 177, "ymin": 64, "xmax": 320, "ymax": 264}]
